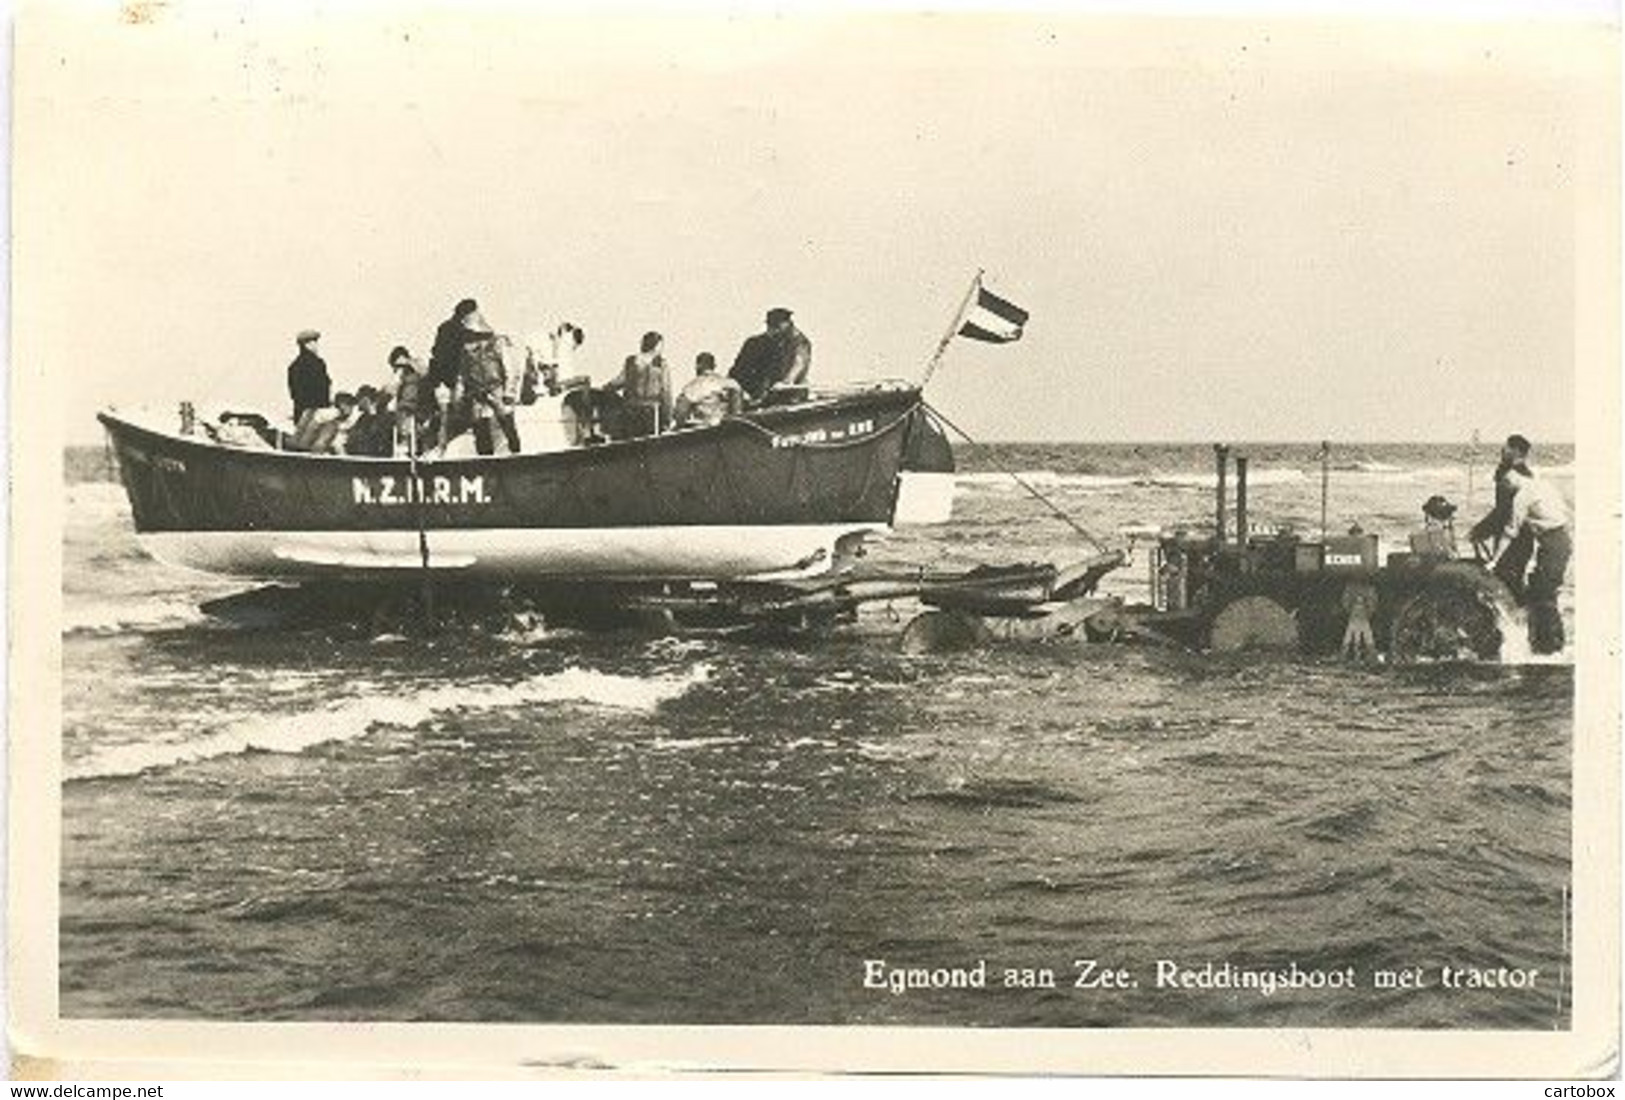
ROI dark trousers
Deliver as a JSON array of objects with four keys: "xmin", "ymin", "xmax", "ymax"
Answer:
[
  {"xmin": 1525, "ymin": 526, "xmax": 1572, "ymax": 654},
  {"xmin": 473, "ymin": 413, "xmax": 521, "ymax": 456},
  {"xmin": 1492, "ymin": 527, "xmax": 1536, "ymax": 603}
]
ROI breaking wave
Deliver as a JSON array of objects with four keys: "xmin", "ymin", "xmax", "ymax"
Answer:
[
  {"xmin": 65, "ymin": 664, "xmax": 711, "ymax": 781},
  {"xmin": 1138, "ymin": 469, "xmax": 1308, "ymax": 490},
  {"xmin": 62, "ymin": 596, "xmax": 210, "ymax": 636},
  {"xmin": 956, "ymin": 470, "xmax": 1136, "ymax": 493},
  {"xmin": 955, "ymin": 468, "xmax": 1310, "ymax": 494}
]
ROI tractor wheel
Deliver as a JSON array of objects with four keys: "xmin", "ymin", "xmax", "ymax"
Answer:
[
  {"xmin": 1388, "ymin": 571, "xmax": 1508, "ymax": 663},
  {"xmin": 1207, "ymin": 595, "xmax": 1298, "ymax": 653},
  {"xmin": 898, "ymin": 609, "xmax": 991, "ymax": 655}
]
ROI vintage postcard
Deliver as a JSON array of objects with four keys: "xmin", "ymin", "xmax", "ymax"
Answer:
[{"xmin": 8, "ymin": 1, "xmax": 1619, "ymax": 1080}]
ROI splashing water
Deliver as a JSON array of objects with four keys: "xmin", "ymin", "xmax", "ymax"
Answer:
[{"xmin": 66, "ymin": 663, "xmax": 712, "ymax": 781}]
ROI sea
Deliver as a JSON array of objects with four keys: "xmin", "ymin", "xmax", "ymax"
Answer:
[{"xmin": 58, "ymin": 441, "xmax": 1577, "ymax": 1029}]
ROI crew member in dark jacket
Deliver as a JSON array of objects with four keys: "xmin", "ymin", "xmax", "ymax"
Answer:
[
  {"xmin": 729, "ymin": 307, "xmax": 812, "ymax": 404},
  {"xmin": 287, "ymin": 329, "xmax": 331, "ymax": 424},
  {"xmin": 427, "ymin": 298, "xmax": 480, "ymax": 450},
  {"xmin": 1469, "ymin": 433, "xmax": 1535, "ymax": 600}
]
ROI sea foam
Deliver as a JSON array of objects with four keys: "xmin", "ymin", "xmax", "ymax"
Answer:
[
  {"xmin": 62, "ymin": 596, "xmax": 210, "ymax": 636},
  {"xmin": 65, "ymin": 664, "xmax": 711, "ymax": 781}
]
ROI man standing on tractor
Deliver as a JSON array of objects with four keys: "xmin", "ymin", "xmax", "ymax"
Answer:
[
  {"xmin": 1469, "ymin": 434, "xmax": 1535, "ymax": 599},
  {"xmin": 1496, "ymin": 461, "xmax": 1572, "ymax": 655}
]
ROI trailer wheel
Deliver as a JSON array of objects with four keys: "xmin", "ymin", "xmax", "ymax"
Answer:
[
  {"xmin": 1207, "ymin": 595, "xmax": 1298, "ymax": 652},
  {"xmin": 1388, "ymin": 573, "xmax": 1507, "ymax": 663}
]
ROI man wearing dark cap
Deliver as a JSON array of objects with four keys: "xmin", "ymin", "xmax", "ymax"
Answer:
[
  {"xmin": 729, "ymin": 307, "xmax": 813, "ymax": 404},
  {"xmin": 287, "ymin": 329, "xmax": 331, "ymax": 425},
  {"xmin": 1410, "ymin": 494, "xmax": 1459, "ymax": 559},
  {"xmin": 1497, "ymin": 461, "xmax": 1572, "ymax": 653},
  {"xmin": 1469, "ymin": 434, "xmax": 1534, "ymax": 598},
  {"xmin": 426, "ymin": 298, "xmax": 480, "ymax": 451}
]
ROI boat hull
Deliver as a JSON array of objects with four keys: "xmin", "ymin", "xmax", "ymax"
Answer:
[
  {"xmin": 137, "ymin": 524, "xmax": 882, "ymax": 580},
  {"xmin": 100, "ymin": 389, "xmax": 949, "ymax": 580}
]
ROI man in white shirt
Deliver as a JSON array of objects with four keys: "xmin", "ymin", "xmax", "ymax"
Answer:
[
  {"xmin": 1497, "ymin": 465, "xmax": 1572, "ymax": 653},
  {"xmin": 674, "ymin": 352, "xmax": 744, "ymax": 428}
]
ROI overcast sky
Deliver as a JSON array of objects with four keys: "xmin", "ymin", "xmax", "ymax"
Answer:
[{"xmin": 15, "ymin": 6, "xmax": 1611, "ymax": 443}]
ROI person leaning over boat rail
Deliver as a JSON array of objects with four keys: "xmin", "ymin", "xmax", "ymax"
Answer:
[
  {"xmin": 287, "ymin": 329, "xmax": 332, "ymax": 427},
  {"xmin": 673, "ymin": 351, "xmax": 743, "ymax": 428},
  {"xmin": 729, "ymin": 307, "xmax": 811, "ymax": 405},
  {"xmin": 607, "ymin": 330, "xmax": 672, "ymax": 438}
]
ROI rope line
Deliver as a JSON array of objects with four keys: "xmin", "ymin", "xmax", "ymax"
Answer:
[{"xmin": 922, "ymin": 401, "xmax": 1112, "ymax": 555}]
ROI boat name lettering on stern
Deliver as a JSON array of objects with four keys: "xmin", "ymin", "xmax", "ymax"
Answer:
[
  {"xmin": 351, "ymin": 474, "xmax": 493, "ymax": 506},
  {"xmin": 771, "ymin": 419, "xmax": 875, "ymax": 449}
]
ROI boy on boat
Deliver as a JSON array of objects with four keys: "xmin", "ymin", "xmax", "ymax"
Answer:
[{"xmin": 287, "ymin": 329, "xmax": 331, "ymax": 427}]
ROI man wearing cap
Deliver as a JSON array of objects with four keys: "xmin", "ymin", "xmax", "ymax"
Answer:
[
  {"xmin": 1469, "ymin": 434, "xmax": 1535, "ymax": 596},
  {"xmin": 344, "ymin": 386, "xmax": 395, "ymax": 458},
  {"xmin": 388, "ymin": 345, "xmax": 426, "ymax": 453},
  {"xmin": 287, "ymin": 329, "xmax": 331, "ymax": 425},
  {"xmin": 1410, "ymin": 495, "xmax": 1460, "ymax": 560},
  {"xmin": 729, "ymin": 307, "xmax": 812, "ymax": 404},
  {"xmin": 1497, "ymin": 463, "xmax": 1572, "ymax": 654},
  {"xmin": 426, "ymin": 299, "xmax": 480, "ymax": 451}
]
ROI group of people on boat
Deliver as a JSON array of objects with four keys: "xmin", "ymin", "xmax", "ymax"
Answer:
[{"xmin": 243, "ymin": 300, "xmax": 816, "ymax": 459}]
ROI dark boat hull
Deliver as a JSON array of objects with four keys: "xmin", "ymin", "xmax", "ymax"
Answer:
[{"xmin": 99, "ymin": 389, "xmax": 952, "ymax": 580}]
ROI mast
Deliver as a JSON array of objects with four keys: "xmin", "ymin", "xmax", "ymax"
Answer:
[{"xmin": 918, "ymin": 270, "xmax": 984, "ymax": 389}]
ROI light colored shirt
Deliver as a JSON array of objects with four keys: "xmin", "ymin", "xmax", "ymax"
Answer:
[
  {"xmin": 1503, "ymin": 470, "xmax": 1570, "ymax": 538},
  {"xmin": 675, "ymin": 373, "xmax": 744, "ymax": 427},
  {"xmin": 216, "ymin": 421, "xmax": 271, "ymax": 449}
]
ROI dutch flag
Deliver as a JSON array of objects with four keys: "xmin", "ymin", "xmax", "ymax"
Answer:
[{"xmin": 957, "ymin": 284, "xmax": 1029, "ymax": 343}]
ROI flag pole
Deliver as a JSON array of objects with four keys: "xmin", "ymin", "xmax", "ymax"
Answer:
[{"xmin": 918, "ymin": 269, "xmax": 984, "ymax": 389}]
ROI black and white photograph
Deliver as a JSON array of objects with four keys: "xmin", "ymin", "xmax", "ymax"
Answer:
[{"xmin": 9, "ymin": 0, "xmax": 1619, "ymax": 1080}]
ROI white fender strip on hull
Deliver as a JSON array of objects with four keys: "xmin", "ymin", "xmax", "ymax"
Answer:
[
  {"xmin": 139, "ymin": 524, "xmax": 888, "ymax": 581},
  {"xmin": 893, "ymin": 471, "xmax": 957, "ymax": 526}
]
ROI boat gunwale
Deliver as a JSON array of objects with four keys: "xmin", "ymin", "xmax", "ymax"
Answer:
[{"xmin": 95, "ymin": 385, "xmax": 925, "ymax": 467}]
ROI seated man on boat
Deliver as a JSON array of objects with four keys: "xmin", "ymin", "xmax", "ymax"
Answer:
[
  {"xmin": 605, "ymin": 330, "xmax": 673, "ymax": 438},
  {"xmin": 344, "ymin": 386, "xmax": 396, "ymax": 457},
  {"xmin": 673, "ymin": 351, "xmax": 743, "ymax": 428},
  {"xmin": 729, "ymin": 307, "xmax": 811, "ymax": 405},
  {"xmin": 291, "ymin": 390, "xmax": 357, "ymax": 453},
  {"xmin": 213, "ymin": 411, "xmax": 275, "ymax": 450}
]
